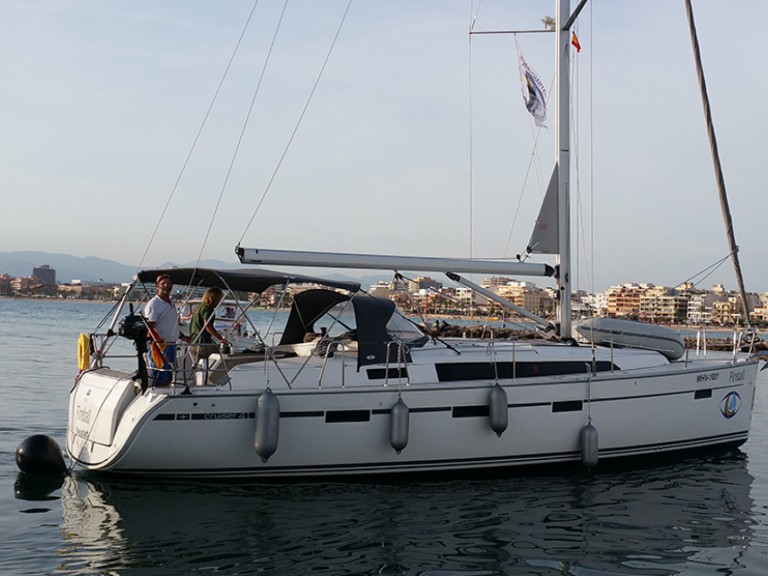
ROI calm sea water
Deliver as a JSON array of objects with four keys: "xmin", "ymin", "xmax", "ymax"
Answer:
[{"xmin": 2, "ymin": 298, "xmax": 768, "ymax": 576}]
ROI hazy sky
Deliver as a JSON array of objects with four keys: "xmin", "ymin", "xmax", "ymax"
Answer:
[{"xmin": 1, "ymin": 1, "xmax": 766, "ymax": 294}]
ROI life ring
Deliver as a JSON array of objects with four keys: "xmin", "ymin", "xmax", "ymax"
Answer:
[{"xmin": 77, "ymin": 333, "xmax": 91, "ymax": 371}]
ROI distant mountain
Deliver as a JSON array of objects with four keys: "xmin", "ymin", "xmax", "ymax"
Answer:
[
  {"xmin": 352, "ymin": 274, "xmax": 394, "ymax": 290},
  {"xmin": 0, "ymin": 251, "xmax": 139, "ymax": 284},
  {"xmin": 0, "ymin": 252, "xmax": 246, "ymax": 284},
  {"xmin": 0, "ymin": 251, "xmax": 391, "ymax": 289}
]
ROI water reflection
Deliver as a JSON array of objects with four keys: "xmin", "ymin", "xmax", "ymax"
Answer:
[
  {"xmin": 57, "ymin": 453, "xmax": 755, "ymax": 576},
  {"xmin": 14, "ymin": 473, "xmax": 65, "ymax": 503}
]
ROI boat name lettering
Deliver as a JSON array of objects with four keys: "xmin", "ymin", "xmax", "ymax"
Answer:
[
  {"xmin": 730, "ymin": 369, "xmax": 746, "ymax": 383},
  {"xmin": 696, "ymin": 372, "xmax": 719, "ymax": 383},
  {"xmin": 76, "ymin": 406, "xmax": 91, "ymax": 425},
  {"xmin": 203, "ymin": 412, "xmax": 249, "ymax": 420}
]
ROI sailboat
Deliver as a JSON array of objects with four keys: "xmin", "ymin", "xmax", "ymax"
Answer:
[{"xmin": 66, "ymin": 1, "xmax": 761, "ymax": 478}]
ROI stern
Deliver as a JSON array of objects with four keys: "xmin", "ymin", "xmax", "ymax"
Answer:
[{"xmin": 67, "ymin": 369, "xmax": 140, "ymax": 468}]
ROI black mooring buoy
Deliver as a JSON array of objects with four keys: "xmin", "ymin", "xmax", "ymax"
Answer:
[{"xmin": 16, "ymin": 434, "xmax": 68, "ymax": 475}]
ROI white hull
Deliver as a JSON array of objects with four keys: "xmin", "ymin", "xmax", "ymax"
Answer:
[
  {"xmin": 67, "ymin": 340, "xmax": 758, "ymax": 478},
  {"xmin": 58, "ymin": 1, "xmax": 763, "ymax": 481}
]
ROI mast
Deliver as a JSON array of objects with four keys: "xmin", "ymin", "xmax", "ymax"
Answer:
[{"xmin": 556, "ymin": 0, "xmax": 572, "ymax": 338}]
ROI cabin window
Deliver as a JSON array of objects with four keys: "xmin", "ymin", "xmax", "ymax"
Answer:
[
  {"xmin": 386, "ymin": 313, "xmax": 429, "ymax": 347},
  {"xmin": 552, "ymin": 400, "xmax": 583, "ymax": 413},
  {"xmin": 314, "ymin": 303, "xmax": 357, "ymax": 339},
  {"xmin": 435, "ymin": 361, "xmax": 615, "ymax": 382},
  {"xmin": 325, "ymin": 410, "xmax": 371, "ymax": 423},
  {"xmin": 367, "ymin": 367, "xmax": 409, "ymax": 380},
  {"xmin": 452, "ymin": 405, "xmax": 490, "ymax": 418}
]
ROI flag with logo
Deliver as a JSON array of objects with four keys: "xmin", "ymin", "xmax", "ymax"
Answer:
[{"xmin": 518, "ymin": 51, "xmax": 547, "ymax": 127}]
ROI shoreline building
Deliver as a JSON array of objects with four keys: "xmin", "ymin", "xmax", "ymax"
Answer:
[{"xmin": 32, "ymin": 264, "xmax": 57, "ymax": 297}]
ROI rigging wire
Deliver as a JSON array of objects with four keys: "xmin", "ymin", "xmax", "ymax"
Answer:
[
  {"xmin": 572, "ymin": 15, "xmax": 594, "ymax": 313},
  {"xmin": 135, "ymin": 0, "xmax": 261, "ymax": 272},
  {"xmin": 194, "ymin": 0, "xmax": 290, "ymax": 268},
  {"xmin": 238, "ymin": 0, "xmax": 354, "ymax": 247},
  {"xmin": 467, "ymin": 6, "xmax": 555, "ymax": 266},
  {"xmin": 588, "ymin": 4, "xmax": 595, "ymax": 308},
  {"xmin": 503, "ymin": 40, "xmax": 554, "ymax": 261},
  {"xmin": 573, "ymin": 9, "xmax": 597, "ymax": 319},
  {"xmin": 572, "ymin": 24, "xmax": 581, "ymax": 295},
  {"xmin": 468, "ymin": 2, "xmax": 476, "ymax": 260},
  {"xmin": 677, "ymin": 251, "xmax": 735, "ymax": 289},
  {"xmin": 469, "ymin": 0, "xmax": 482, "ymax": 33}
]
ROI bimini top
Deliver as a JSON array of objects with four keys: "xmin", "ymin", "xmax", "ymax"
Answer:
[{"xmin": 135, "ymin": 267, "xmax": 361, "ymax": 295}]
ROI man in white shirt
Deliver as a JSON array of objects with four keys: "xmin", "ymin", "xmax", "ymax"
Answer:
[{"xmin": 144, "ymin": 273, "xmax": 188, "ymax": 385}]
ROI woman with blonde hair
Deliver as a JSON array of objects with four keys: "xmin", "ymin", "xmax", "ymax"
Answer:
[{"xmin": 189, "ymin": 286, "xmax": 229, "ymax": 364}]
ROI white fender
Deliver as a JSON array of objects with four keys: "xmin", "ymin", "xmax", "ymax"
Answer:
[
  {"xmin": 389, "ymin": 397, "xmax": 409, "ymax": 454},
  {"xmin": 580, "ymin": 423, "xmax": 599, "ymax": 469},
  {"xmin": 254, "ymin": 389, "xmax": 280, "ymax": 462},
  {"xmin": 488, "ymin": 382, "xmax": 508, "ymax": 436}
]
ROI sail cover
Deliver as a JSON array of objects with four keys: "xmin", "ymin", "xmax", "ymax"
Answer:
[{"xmin": 527, "ymin": 165, "xmax": 559, "ymax": 254}]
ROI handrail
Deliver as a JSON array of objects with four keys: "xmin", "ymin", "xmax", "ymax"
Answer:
[
  {"xmin": 384, "ymin": 341, "xmax": 410, "ymax": 388},
  {"xmin": 317, "ymin": 339, "xmax": 350, "ymax": 389}
]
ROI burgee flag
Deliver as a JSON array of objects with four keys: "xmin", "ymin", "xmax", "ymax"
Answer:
[{"xmin": 518, "ymin": 52, "xmax": 547, "ymax": 127}]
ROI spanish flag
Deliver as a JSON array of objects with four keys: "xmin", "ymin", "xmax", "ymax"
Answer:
[
  {"xmin": 147, "ymin": 325, "xmax": 168, "ymax": 367},
  {"xmin": 150, "ymin": 339, "xmax": 168, "ymax": 368},
  {"xmin": 571, "ymin": 32, "xmax": 582, "ymax": 53}
]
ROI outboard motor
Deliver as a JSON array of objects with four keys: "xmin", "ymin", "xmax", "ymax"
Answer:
[{"xmin": 119, "ymin": 304, "xmax": 149, "ymax": 390}]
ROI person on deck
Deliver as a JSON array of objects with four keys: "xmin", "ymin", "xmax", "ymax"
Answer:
[
  {"xmin": 144, "ymin": 273, "xmax": 188, "ymax": 385},
  {"xmin": 189, "ymin": 286, "xmax": 229, "ymax": 364}
]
